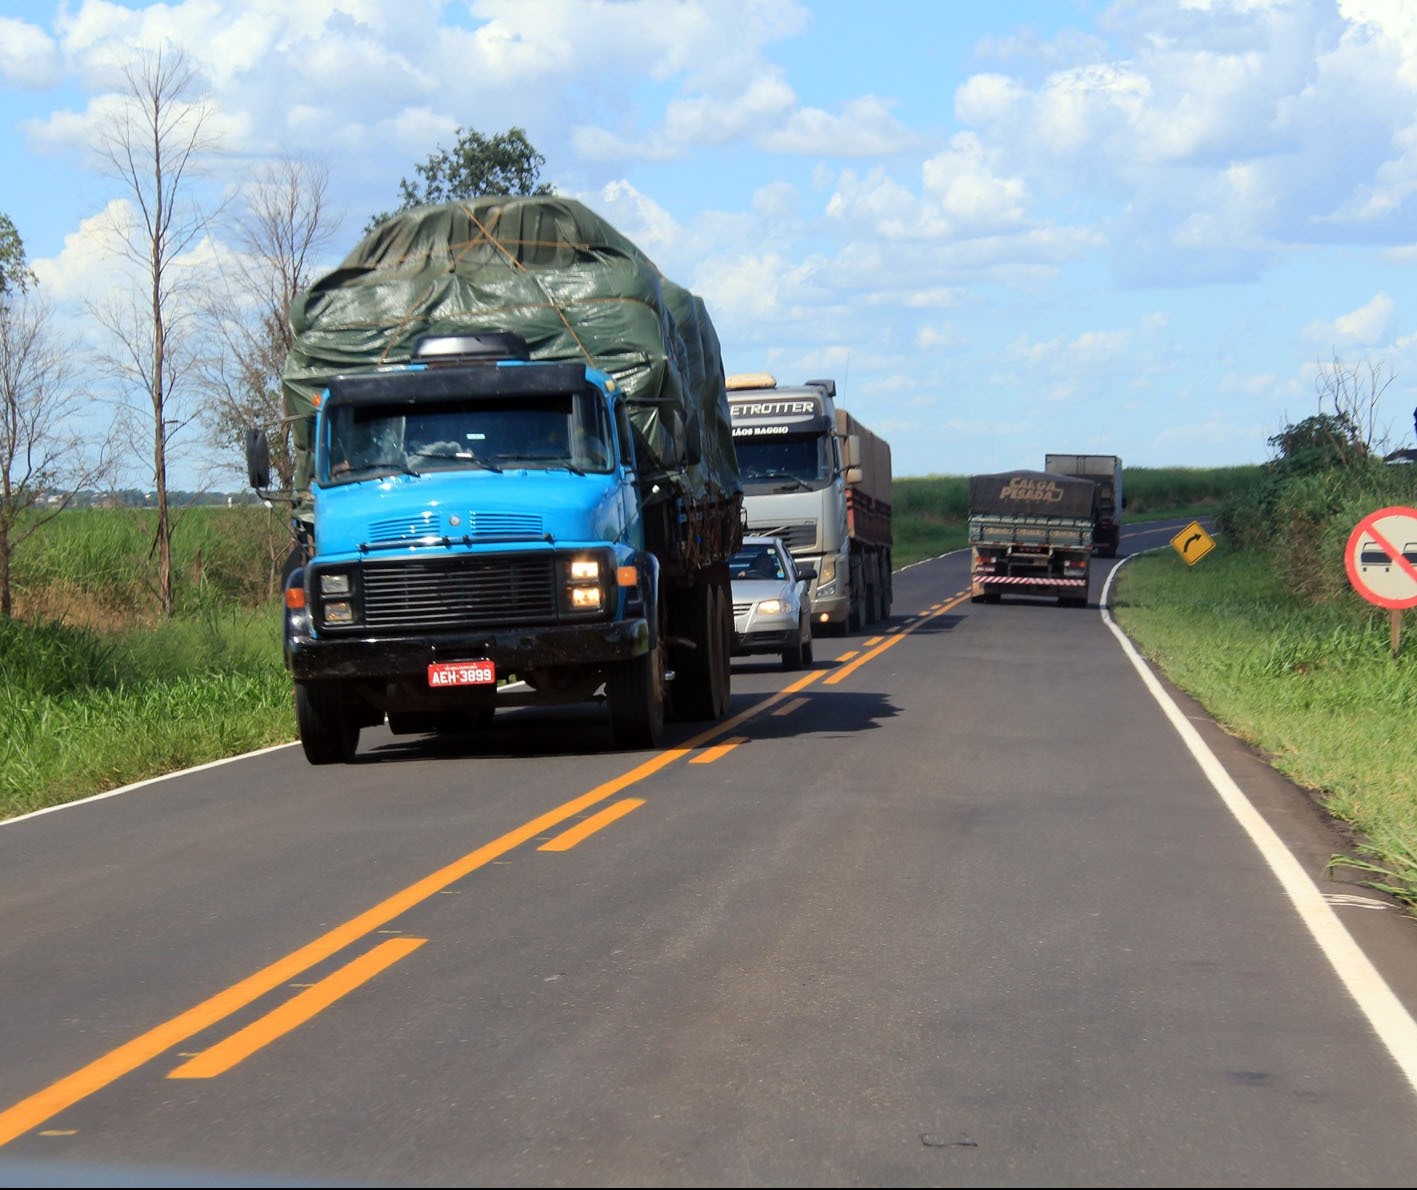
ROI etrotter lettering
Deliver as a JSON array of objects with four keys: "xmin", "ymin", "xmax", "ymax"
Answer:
[
  {"xmin": 729, "ymin": 399, "xmax": 819, "ymax": 419},
  {"xmin": 999, "ymin": 477, "xmax": 1064, "ymax": 502}
]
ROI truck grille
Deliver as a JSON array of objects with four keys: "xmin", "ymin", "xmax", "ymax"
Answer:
[
  {"xmin": 748, "ymin": 521, "xmax": 817, "ymax": 552},
  {"xmin": 359, "ymin": 555, "xmax": 559, "ymax": 630}
]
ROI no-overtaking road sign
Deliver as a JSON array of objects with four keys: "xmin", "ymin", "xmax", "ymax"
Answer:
[{"xmin": 1345, "ymin": 505, "xmax": 1417, "ymax": 610}]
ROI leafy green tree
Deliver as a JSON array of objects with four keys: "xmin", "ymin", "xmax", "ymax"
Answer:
[
  {"xmin": 366, "ymin": 126, "xmax": 552, "ymax": 231},
  {"xmin": 1266, "ymin": 410, "xmax": 1370, "ymax": 475},
  {"xmin": 0, "ymin": 213, "xmax": 36, "ymax": 298}
]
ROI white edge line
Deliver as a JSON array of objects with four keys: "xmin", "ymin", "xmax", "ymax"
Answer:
[
  {"xmin": 1, "ymin": 742, "xmax": 300, "ymax": 828},
  {"xmin": 1100, "ymin": 552, "xmax": 1417, "ymax": 1098}
]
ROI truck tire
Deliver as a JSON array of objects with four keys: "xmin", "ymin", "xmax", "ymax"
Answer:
[
  {"xmin": 712, "ymin": 578, "xmax": 732, "ymax": 718},
  {"xmin": 671, "ymin": 580, "xmax": 729, "ymax": 721},
  {"xmin": 295, "ymin": 680, "xmax": 360, "ymax": 765},
  {"xmin": 608, "ymin": 643, "xmax": 666, "ymax": 749}
]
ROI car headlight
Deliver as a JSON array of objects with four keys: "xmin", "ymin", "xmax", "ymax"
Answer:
[{"xmin": 756, "ymin": 598, "xmax": 786, "ymax": 614}]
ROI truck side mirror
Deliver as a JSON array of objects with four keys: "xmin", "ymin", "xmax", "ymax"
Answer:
[
  {"xmin": 844, "ymin": 465, "xmax": 863, "ymax": 486},
  {"xmin": 245, "ymin": 428, "xmax": 272, "ymax": 491},
  {"xmin": 843, "ymin": 434, "xmax": 862, "ymax": 469}
]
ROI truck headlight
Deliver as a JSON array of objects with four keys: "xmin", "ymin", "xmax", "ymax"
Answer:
[
  {"xmin": 563, "ymin": 552, "xmax": 611, "ymax": 615},
  {"xmin": 314, "ymin": 569, "xmax": 360, "ymax": 627},
  {"xmin": 569, "ymin": 585, "xmax": 603, "ymax": 610}
]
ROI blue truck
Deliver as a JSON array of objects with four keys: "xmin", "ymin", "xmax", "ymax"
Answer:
[{"xmin": 246, "ymin": 198, "xmax": 742, "ymax": 763}]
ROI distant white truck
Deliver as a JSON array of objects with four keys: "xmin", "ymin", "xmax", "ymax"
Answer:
[
  {"xmin": 1044, "ymin": 453, "xmax": 1124, "ymax": 557},
  {"xmin": 726, "ymin": 374, "xmax": 893, "ymax": 634}
]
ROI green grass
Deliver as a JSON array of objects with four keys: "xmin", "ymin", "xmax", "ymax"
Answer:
[{"xmin": 0, "ymin": 607, "xmax": 296, "ymax": 816}]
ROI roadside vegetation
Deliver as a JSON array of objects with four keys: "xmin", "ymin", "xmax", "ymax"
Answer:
[{"xmin": 4, "ymin": 454, "xmax": 1417, "ymax": 918}]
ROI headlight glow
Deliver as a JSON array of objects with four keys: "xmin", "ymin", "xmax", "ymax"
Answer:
[
  {"xmin": 757, "ymin": 598, "xmax": 785, "ymax": 615},
  {"xmin": 570, "ymin": 586, "xmax": 603, "ymax": 610}
]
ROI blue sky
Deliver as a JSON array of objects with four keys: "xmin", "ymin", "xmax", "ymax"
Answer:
[{"xmin": 2, "ymin": 0, "xmax": 1416, "ymax": 489}]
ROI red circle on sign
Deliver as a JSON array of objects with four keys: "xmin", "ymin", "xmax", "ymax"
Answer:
[{"xmin": 1345, "ymin": 505, "xmax": 1417, "ymax": 609}]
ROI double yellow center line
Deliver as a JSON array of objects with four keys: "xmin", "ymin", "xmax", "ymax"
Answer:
[{"xmin": 0, "ymin": 590, "xmax": 971, "ymax": 1146}]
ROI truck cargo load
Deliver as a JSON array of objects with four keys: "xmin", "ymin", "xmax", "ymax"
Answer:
[
  {"xmin": 836, "ymin": 408, "xmax": 893, "ymax": 549},
  {"xmin": 282, "ymin": 196, "xmax": 740, "ymax": 516}
]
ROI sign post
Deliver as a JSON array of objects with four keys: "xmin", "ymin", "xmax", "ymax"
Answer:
[{"xmin": 1344, "ymin": 506, "xmax": 1417, "ymax": 656}]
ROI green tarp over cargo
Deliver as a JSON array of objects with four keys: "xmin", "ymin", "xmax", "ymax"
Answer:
[
  {"xmin": 282, "ymin": 196, "xmax": 740, "ymax": 506},
  {"xmin": 968, "ymin": 470, "xmax": 1098, "ymax": 519}
]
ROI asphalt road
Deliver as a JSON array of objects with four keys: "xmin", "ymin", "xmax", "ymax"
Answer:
[{"xmin": 4, "ymin": 517, "xmax": 1417, "ymax": 1188}]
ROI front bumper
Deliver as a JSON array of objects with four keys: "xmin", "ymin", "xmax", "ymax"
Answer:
[
  {"xmin": 286, "ymin": 614, "xmax": 649, "ymax": 682},
  {"xmin": 731, "ymin": 607, "xmax": 800, "ymax": 656}
]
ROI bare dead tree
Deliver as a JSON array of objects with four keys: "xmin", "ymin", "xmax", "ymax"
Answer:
[
  {"xmin": 200, "ymin": 155, "xmax": 339, "ymax": 493},
  {"xmin": 88, "ymin": 43, "xmax": 220, "ymax": 616},
  {"xmin": 1315, "ymin": 352, "xmax": 1397, "ymax": 455},
  {"xmin": 0, "ymin": 288, "xmax": 114, "ymax": 617}
]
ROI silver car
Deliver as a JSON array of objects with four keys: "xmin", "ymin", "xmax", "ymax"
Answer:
[{"xmin": 729, "ymin": 535, "xmax": 816, "ymax": 670}]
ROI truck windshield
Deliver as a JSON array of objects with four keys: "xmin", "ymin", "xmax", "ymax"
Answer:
[
  {"xmin": 733, "ymin": 433, "xmax": 830, "ymax": 492},
  {"xmin": 322, "ymin": 390, "xmax": 614, "ymax": 483}
]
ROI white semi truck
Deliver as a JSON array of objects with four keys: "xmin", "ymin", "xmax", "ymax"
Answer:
[{"xmin": 725, "ymin": 374, "xmax": 892, "ymax": 634}]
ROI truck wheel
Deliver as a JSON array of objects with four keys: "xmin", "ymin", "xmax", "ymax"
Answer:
[
  {"xmin": 673, "ymin": 581, "xmax": 729, "ymax": 722},
  {"xmin": 712, "ymin": 578, "xmax": 732, "ymax": 718},
  {"xmin": 295, "ymin": 680, "xmax": 360, "ymax": 765},
  {"xmin": 608, "ymin": 644, "xmax": 666, "ymax": 749}
]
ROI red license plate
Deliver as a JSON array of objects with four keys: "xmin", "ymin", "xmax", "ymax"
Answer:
[{"xmin": 427, "ymin": 659, "xmax": 496, "ymax": 687}]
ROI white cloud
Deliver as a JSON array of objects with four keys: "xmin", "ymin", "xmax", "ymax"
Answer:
[
  {"xmin": 920, "ymin": 132, "xmax": 1028, "ymax": 232},
  {"xmin": 0, "ymin": 17, "xmax": 60, "ymax": 87},
  {"xmin": 29, "ymin": 203, "xmax": 130, "ymax": 304},
  {"xmin": 759, "ymin": 94, "xmax": 918, "ymax": 156},
  {"xmin": 914, "ymin": 323, "xmax": 964, "ymax": 350},
  {"xmin": 1303, "ymin": 293, "xmax": 1396, "ymax": 346}
]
